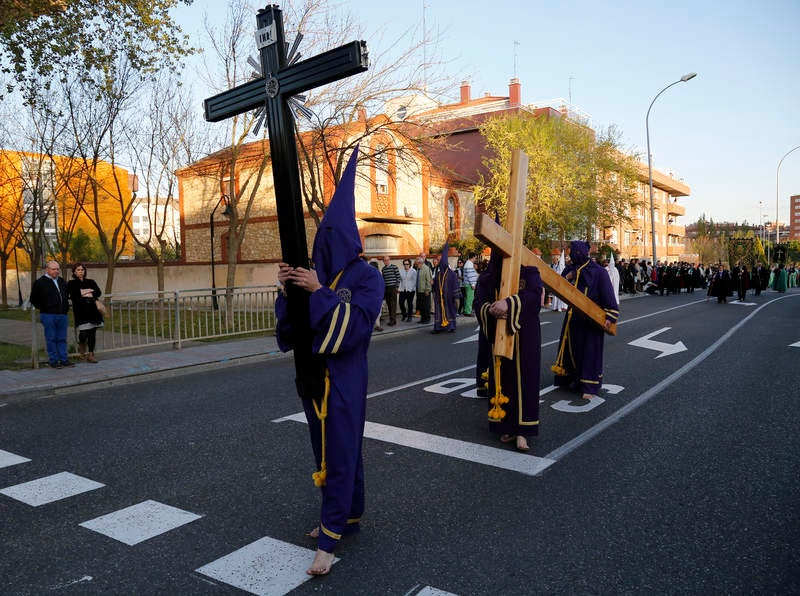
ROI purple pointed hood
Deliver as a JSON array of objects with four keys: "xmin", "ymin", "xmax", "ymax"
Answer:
[{"xmin": 311, "ymin": 146, "xmax": 362, "ymax": 286}]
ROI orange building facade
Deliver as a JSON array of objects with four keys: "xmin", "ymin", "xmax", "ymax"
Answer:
[{"xmin": 0, "ymin": 149, "xmax": 135, "ymax": 271}]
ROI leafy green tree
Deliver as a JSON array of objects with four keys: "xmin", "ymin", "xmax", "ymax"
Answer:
[
  {"xmin": 67, "ymin": 227, "xmax": 98, "ymax": 262},
  {"xmin": 474, "ymin": 113, "xmax": 641, "ymax": 249},
  {"xmin": 0, "ymin": 0, "xmax": 193, "ymax": 102}
]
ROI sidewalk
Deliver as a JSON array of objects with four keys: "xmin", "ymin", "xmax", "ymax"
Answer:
[
  {"xmin": 0, "ymin": 318, "xmax": 422, "ymax": 405},
  {"xmin": 0, "ymin": 293, "xmax": 643, "ymax": 405}
]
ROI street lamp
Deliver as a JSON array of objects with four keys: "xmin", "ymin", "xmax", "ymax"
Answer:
[
  {"xmin": 776, "ymin": 145, "xmax": 800, "ymax": 248},
  {"xmin": 210, "ymin": 195, "xmax": 231, "ymax": 310},
  {"xmin": 646, "ymin": 72, "xmax": 697, "ymax": 265}
]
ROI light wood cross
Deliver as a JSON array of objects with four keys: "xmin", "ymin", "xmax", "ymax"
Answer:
[{"xmin": 474, "ymin": 150, "xmax": 617, "ymax": 359}]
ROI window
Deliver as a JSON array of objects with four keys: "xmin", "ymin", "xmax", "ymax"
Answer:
[
  {"xmin": 375, "ymin": 145, "xmax": 388, "ymax": 195},
  {"xmin": 447, "ymin": 196, "xmax": 456, "ymax": 234}
]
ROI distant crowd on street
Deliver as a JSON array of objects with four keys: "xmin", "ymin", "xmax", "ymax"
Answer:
[
  {"xmin": 601, "ymin": 257, "xmax": 797, "ymax": 302},
  {"xmin": 371, "ymin": 252, "xmax": 798, "ymax": 331}
]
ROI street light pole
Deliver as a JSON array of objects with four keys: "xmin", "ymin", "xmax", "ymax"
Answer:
[
  {"xmin": 646, "ymin": 72, "xmax": 697, "ymax": 265},
  {"xmin": 209, "ymin": 195, "xmax": 229, "ymax": 311},
  {"xmin": 776, "ymin": 145, "xmax": 800, "ymax": 248}
]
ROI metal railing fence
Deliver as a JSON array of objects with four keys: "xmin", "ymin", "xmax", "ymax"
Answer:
[{"xmin": 91, "ymin": 285, "xmax": 280, "ymax": 353}]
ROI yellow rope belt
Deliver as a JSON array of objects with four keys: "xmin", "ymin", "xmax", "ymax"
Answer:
[
  {"xmin": 437, "ymin": 271, "xmax": 448, "ymax": 327},
  {"xmin": 310, "ymin": 269, "xmax": 343, "ymax": 487}
]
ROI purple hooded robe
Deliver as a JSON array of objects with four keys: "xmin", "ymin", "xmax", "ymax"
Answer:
[
  {"xmin": 275, "ymin": 147, "xmax": 383, "ymax": 553},
  {"xmin": 552, "ymin": 241, "xmax": 619, "ymax": 396},
  {"xmin": 475, "ymin": 261, "xmax": 543, "ymax": 438}
]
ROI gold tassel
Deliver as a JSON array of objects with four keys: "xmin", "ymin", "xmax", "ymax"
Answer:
[
  {"xmin": 551, "ymin": 308, "xmax": 573, "ymax": 377},
  {"xmin": 438, "ymin": 271, "xmax": 449, "ymax": 328},
  {"xmin": 311, "ymin": 369, "xmax": 331, "ymax": 487},
  {"xmin": 488, "ymin": 356, "xmax": 509, "ymax": 421}
]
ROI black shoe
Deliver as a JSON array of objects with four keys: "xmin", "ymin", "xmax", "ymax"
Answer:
[
  {"xmin": 448, "ymin": 328, "xmax": 456, "ymax": 333},
  {"xmin": 388, "ymin": 320, "xmax": 396, "ymax": 326},
  {"xmin": 430, "ymin": 330, "xmax": 440, "ymax": 334},
  {"xmin": 50, "ymin": 362, "xmax": 62, "ymax": 369},
  {"xmin": 61, "ymin": 360, "xmax": 75, "ymax": 367}
]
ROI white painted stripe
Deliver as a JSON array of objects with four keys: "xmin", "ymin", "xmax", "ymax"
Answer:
[
  {"xmin": 0, "ymin": 472, "xmax": 104, "ymax": 506},
  {"xmin": 0, "ymin": 449, "xmax": 30, "ymax": 469},
  {"xmin": 279, "ymin": 414, "xmax": 554, "ymax": 476},
  {"xmin": 543, "ymin": 293, "xmax": 800, "ymax": 469},
  {"xmin": 616, "ymin": 298, "xmax": 706, "ymax": 326},
  {"xmin": 416, "ymin": 587, "xmax": 460, "ymax": 596},
  {"xmin": 272, "ymin": 366, "xmax": 477, "ymax": 422},
  {"xmin": 79, "ymin": 500, "xmax": 202, "ymax": 545},
  {"xmin": 790, "ymin": 341, "xmax": 800, "ymax": 348},
  {"xmin": 196, "ymin": 536, "xmax": 337, "ymax": 595}
]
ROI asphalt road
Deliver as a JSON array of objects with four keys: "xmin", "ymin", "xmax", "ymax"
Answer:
[{"xmin": 1, "ymin": 290, "xmax": 798, "ymax": 595}]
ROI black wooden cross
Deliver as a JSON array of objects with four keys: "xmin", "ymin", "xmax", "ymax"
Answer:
[{"xmin": 204, "ymin": 4, "xmax": 368, "ymax": 400}]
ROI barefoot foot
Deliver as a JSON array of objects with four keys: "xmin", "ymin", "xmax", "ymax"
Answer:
[
  {"xmin": 582, "ymin": 393, "xmax": 594, "ymax": 401},
  {"xmin": 516, "ymin": 436, "xmax": 530, "ymax": 451},
  {"xmin": 499, "ymin": 434, "xmax": 516, "ymax": 444},
  {"xmin": 306, "ymin": 526, "xmax": 319, "ymax": 539},
  {"xmin": 307, "ymin": 548, "xmax": 335, "ymax": 576}
]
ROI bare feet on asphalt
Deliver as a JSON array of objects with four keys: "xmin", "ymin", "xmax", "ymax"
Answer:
[{"xmin": 307, "ymin": 548, "xmax": 335, "ymax": 576}]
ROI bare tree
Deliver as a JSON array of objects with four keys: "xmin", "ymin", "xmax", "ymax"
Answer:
[
  {"xmin": 197, "ymin": 0, "xmax": 458, "ymax": 290},
  {"xmin": 125, "ymin": 72, "xmax": 207, "ymax": 292},
  {"xmin": 58, "ymin": 60, "xmax": 140, "ymax": 293}
]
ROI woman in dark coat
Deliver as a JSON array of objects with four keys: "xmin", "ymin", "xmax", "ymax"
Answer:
[{"xmin": 67, "ymin": 263, "xmax": 104, "ymax": 362}]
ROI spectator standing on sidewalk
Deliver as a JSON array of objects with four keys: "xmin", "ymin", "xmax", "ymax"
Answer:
[
  {"xmin": 67, "ymin": 263, "xmax": 104, "ymax": 363},
  {"xmin": 29, "ymin": 260, "xmax": 73, "ymax": 368},
  {"xmin": 461, "ymin": 254, "xmax": 478, "ymax": 315},
  {"xmin": 381, "ymin": 256, "xmax": 400, "ymax": 327},
  {"xmin": 398, "ymin": 259, "xmax": 417, "ymax": 322},
  {"xmin": 415, "ymin": 255, "xmax": 432, "ymax": 324}
]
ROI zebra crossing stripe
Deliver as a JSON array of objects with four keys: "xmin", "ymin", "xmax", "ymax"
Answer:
[
  {"xmin": 196, "ymin": 536, "xmax": 338, "ymax": 595},
  {"xmin": 0, "ymin": 472, "xmax": 104, "ymax": 506},
  {"xmin": 79, "ymin": 500, "xmax": 203, "ymax": 546},
  {"xmin": 0, "ymin": 449, "xmax": 30, "ymax": 469}
]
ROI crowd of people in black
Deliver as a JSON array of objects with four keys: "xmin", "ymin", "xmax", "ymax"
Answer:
[{"xmin": 607, "ymin": 258, "xmax": 797, "ymax": 302}]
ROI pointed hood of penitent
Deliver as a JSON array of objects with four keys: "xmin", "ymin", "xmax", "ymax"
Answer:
[{"xmin": 311, "ymin": 146, "xmax": 361, "ymax": 286}]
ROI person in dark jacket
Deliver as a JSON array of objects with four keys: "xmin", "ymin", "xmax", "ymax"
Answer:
[
  {"xmin": 708, "ymin": 264, "xmax": 732, "ymax": 303},
  {"xmin": 66, "ymin": 263, "xmax": 104, "ymax": 363},
  {"xmin": 29, "ymin": 260, "xmax": 73, "ymax": 368}
]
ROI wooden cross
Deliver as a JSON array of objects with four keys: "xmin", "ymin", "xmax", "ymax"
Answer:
[
  {"xmin": 203, "ymin": 4, "xmax": 368, "ymax": 399},
  {"xmin": 474, "ymin": 150, "xmax": 617, "ymax": 359}
]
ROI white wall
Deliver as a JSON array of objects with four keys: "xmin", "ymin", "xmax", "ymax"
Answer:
[{"xmin": 9, "ymin": 262, "xmax": 280, "ymax": 302}]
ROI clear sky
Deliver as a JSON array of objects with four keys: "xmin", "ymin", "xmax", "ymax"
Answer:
[{"xmin": 173, "ymin": 0, "xmax": 800, "ymax": 229}]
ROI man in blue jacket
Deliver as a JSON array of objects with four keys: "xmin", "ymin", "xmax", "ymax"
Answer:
[{"xmin": 29, "ymin": 260, "xmax": 74, "ymax": 368}]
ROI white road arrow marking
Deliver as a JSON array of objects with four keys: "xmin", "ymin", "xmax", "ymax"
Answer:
[
  {"xmin": 731, "ymin": 300, "xmax": 757, "ymax": 306},
  {"xmin": 628, "ymin": 327, "xmax": 687, "ymax": 359},
  {"xmin": 790, "ymin": 341, "xmax": 800, "ymax": 348}
]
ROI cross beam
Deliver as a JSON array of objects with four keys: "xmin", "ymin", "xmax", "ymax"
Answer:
[
  {"xmin": 475, "ymin": 212, "xmax": 617, "ymax": 338},
  {"xmin": 203, "ymin": 4, "xmax": 369, "ymax": 400}
]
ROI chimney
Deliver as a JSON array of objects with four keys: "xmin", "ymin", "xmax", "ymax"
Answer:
[
  {"xmin": 460, "ymin": 80, "xmax": 471, "ymax": 104},
  {"xmin": 509, "ymin": 77, "xmax": 521, "ymax": 107}
]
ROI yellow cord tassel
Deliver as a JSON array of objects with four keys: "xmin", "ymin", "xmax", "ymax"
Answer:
[
  {"xmin": 311, "ymin": 370, "xmax": 331, "ymax": 487},
  {"xmin": 488, "ymin": 356, "xmax": 509, "ymax": 421},
  {"xmin": 551, "ymin": 308, "xmax": 573, "ymax": 376},
  {"xmin": 437, "ymin": 271, "xmax": 449, "ymax": 328}
]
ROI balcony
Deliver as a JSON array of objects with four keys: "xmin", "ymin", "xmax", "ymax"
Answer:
[
  {"xmin": 668, "ymin": 224, "xmax": 685, "ymax": 237},
  {"xmin": 667, "ymin": 202, "xmax": 685, "ymax": 217}
]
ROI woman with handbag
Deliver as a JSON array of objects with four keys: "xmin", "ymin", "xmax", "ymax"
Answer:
[{"xmin": 67, "ymin": 263, "xmax": 104, "ymax": 363}]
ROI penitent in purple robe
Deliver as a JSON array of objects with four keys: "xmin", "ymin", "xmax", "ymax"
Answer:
[
  {"xmin": 552, "ymin": 241, "xmax": 619, "ymax": 396},
  {"xmin": 432, "ymin": 264, "xmax": 459, "ymax": 332},
  {"xmin": 275, "ymin": 147, "xmax": 383, "ymax": 554},
  {"xmin": 475, "ymin": 263, "xmax": 543, "ymax": 438}
]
